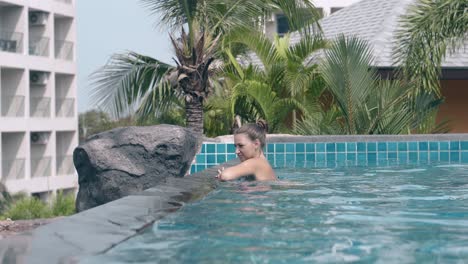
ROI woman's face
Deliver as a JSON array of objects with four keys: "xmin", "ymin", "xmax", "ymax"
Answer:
[{"xmin": 234, "ymin": 133, "xmax": 260, "ymax": 162}]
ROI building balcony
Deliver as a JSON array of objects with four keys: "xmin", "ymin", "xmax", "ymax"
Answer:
[
  {"xmin": 55, "ymin": 40, "xmax": 73, "ymax": 60},
  {"xmin": 1, "ymin": 95, "xmax": 25, "ymax": 117},
  {"xmin": 31, "ymin": 156, "xmax": 51, "ymax": 178},
  {"xmin": 56, "ymin": 97, "xmax": 74, "ymax": 117},
  {"xmin": 56, "ymin": 155, "xmax": 74, "ymax": 175},
  {"xmin": 2, "ymin": 158, "xmax": 25, "ymax": 180},
  {"xmin": 30, "ymin": 96, "xmax": 51, "ymax": 117},
  {"xmin": 29, "ymin": 36, "xmax": 49, "ymax": 57},
  {"xmin": 0, "ymin": 30, "xmax": 23, "ymax": 54}
]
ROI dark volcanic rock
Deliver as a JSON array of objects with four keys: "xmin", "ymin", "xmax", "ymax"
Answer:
[{"xmin": 73, "ymin": 125, "xmax": 198, "ymax": 212}]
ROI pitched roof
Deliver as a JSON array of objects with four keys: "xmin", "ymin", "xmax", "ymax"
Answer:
[{"xmin": 289, "ymin": 0, "xmax": 468, "ymax": 68}]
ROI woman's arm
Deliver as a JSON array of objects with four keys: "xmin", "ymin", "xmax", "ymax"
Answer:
[{"xmin": 217, "ymin": 159, "xmax": 257, "ymax": 181}]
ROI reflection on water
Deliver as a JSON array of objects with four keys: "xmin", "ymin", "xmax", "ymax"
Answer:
[{"xmin": 83, "ymin": 163, "xmax": 468, "ymax": 264}]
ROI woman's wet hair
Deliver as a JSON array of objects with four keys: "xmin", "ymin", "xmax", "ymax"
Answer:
[{"xmin": 234, "ymin": 119, "xmax": 269, "ymax": 148}]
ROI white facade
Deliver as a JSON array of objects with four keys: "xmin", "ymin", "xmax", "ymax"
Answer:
[
  {"xmin": 265, "ymin": 0, "xmax": 362, "ymax": 37},
  {"xmin": 0, "ymin": 0, "xmax": 77, "ymax": 199}
]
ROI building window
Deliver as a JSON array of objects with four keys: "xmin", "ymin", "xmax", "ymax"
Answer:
[
  {"xmin": 330, "ymin": 7, "xmax": 344, "ymax": 14},
  {"xmin": 276, "ymin": 14, "xmax": 289, "ymax": 36}
]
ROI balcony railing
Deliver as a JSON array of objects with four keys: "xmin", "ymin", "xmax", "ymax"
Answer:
[
  {"xmin": 0, "ymin": 30, "xmax": 23, "ymax": 53},
  {"xmin": 29, "ymin": 36, "xmax": 49, "ymax": 56},
  {"xmin": 1, "ymin": 95, "xmax": 25, "ymax": 117},
  {"xmin": 56, "ymin": 97, "xmax": 74, "ymax": 117},
  {"xmin": 55, "ymin": 0, "xmax": 72, "ymax": 3},
  {"xmin": 30, "ymin": 97, "xmax": 51, "ymax": 117},
  {"xmin": 31, "ymin": 157, "xmax": 52, "ymax": 178},
  {"xmin": 2, "ymin": 159, "xmax": 25, "ymax": 180},
  {"xmin": 55, "ymin": 40, "xmax": 73, "ymax": 60},
  {"xmin": 56, "ymin": 155, "xmax": 74, "ymax": 175}
]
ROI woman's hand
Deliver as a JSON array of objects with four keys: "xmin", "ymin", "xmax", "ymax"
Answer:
[{"xmin": 216, "ymin": 167, "xmax": 225, "ymax": 181}]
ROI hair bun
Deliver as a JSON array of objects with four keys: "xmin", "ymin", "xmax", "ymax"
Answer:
[{"xmin": 256, "ymin": 119, "xmax": 269, "ymax": 133}]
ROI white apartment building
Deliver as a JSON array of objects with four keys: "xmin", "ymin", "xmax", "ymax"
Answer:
[
  {"xmin": 265, "ymin": 0, "xmax": 362, "ymax": 37},
  {"xmin": 0, "ymin": 0, "xmax": 77, "ymax": 199}
]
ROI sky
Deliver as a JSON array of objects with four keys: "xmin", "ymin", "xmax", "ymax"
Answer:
[{"xmin": 76, "ymin": 0, "xmax": 173, "ymax": 113}]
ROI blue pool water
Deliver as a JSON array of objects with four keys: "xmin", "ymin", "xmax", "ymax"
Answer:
[{"xmin": 87, "ymin": 163, "xmax": 468, "ymax": 263}]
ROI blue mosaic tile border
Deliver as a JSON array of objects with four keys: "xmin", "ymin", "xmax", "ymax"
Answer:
[{"xmin": 190, "ymin": 141, "xmax": 468, "ymax": 174}]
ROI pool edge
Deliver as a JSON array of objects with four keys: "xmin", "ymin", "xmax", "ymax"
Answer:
[{"xmin": 0, "ymin": 160, "xmax": 238, "ymax": 264}]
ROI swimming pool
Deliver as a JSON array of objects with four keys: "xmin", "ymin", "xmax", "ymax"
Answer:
[{"xmin": 85, "ymin": 162, "xmax": 468, "ymax": 263}]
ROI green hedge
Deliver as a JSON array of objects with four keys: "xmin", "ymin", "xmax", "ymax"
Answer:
[{"xmin": 1, "ymin": 191, "xmax": 76, "ymax": 220}]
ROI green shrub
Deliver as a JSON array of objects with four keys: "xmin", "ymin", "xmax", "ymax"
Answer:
[
  {"xmin": 0, "ymin": 183, "xmax": 12, "ymax": 215},
  {"xmin": 0, "ymin": 193, "xmax": 10, "ymax": 215},
  {"xmin": 3, "ymin": 197, "xmax": 52, "ymax": 220},
  {"xmin": 1, "ymin": 191, "xmax": 76, "ymax": 220},
  {"xmin": 51, "ymin": 191, "xmax": 76, "ymax": 216},
  {"xmin": 0, "ymin": 192, "xmax": 28, "ymax": 217}
]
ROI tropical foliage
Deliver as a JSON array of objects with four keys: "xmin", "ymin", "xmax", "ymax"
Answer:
[
  {"xmin": 294, "ymin": 36, "xmax": 446, "ymax": 135},
  {"xmin": 89, "ymin": 0, "xmax": 460, "ymax": 136},
  {"xmin": 219, "ymin": 30, "xmax": 327, "ymax": 132},
  {"xmin": 90, "ymin": 0, "xmax": 321, "ymax": 135},
  {"xmin": 395, "ymin": 0, "xmax": 468, "ymax": 96}
]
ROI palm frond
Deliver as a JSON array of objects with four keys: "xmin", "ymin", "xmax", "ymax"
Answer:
[
  {"xmin": 140, "ymin": 0, "xmax": 198, "ymax": 30},
  {"xmin": 287, "ymin": 34, "xmax": 327, "ymax": 62},
  {"xmin": 294, "ymin": 108, "xmax": 343, "ymax": 135},
  {"xmin": 231, "ymin": 80, "xmax": 304, "ymax": 132},
  {"xmin": 203, "ymin": 92, "xmax": 233, "ymax": 137},
  {"xmin": 266, "ymin": 0, "xmax": 322, "ymax": 34},
  {"xmin": 225, "ymin": 28, "xmax": 280, "ymax": 69},
  {"xmin": 363, "ymin": 80, "xmax": 412, "ymax": 134},
  {"xmin": 135, "ymin": 81, "xmax": 183, "ymax": 123},
  {"xmin": 408, "ymin": 91, "xmax": 449, "ymax": 133},
  {"xmin": 320, "ymin": 35, "xmax": 377, "ymax": 134},
  {"xmin": 231, "ymin": 81, "xmax": 264, "ymax": 120},
  {"xmin": 206, "ymin": 0, "xmax": 265, "ymax": 34},
  {"xmin": 89, "ymin": 52, "xmax": 174, "ymax": 119},
  {"xmin": 284, "ymin": 63, "xmax": 319, "ymax": 97},
  {"xmin": 394, "ymin": 0, "xmax": 468, "ymax": 95},
  {"xmin": 141, "ymin": 0, "xmax": 268, "ymax": 49}
]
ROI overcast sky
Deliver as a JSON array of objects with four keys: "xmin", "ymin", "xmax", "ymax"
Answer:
[{"xmin": 76, "ymin": 0, "xmax": 173, "ymax": 113}]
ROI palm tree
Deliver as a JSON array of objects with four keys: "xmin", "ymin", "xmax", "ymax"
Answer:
[
  {"xmin": 203, "ymin": 60, "xmax": 304, "ymax": 135},
  {"xmin": 296, "ymin": 35, "xmax": 447, "ymax": 135},
  {"xmin": 394, "ymin": 0, "xmax": 467, "ymax": 96},
  {"xmin": 90, "ymin": 0, "xmax": 321, "ymax": 135},
  {"xmin": 232, "ymin": 79, "xmax": 305, "ymax": 132},
  {"xmin": 222, "ymin": 29, "xmax": 327, "ymax": 130}
]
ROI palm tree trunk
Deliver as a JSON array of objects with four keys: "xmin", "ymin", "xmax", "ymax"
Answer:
[{"xmin": 185, "ymin": 98, "xmax": 204, "ymax": 135}]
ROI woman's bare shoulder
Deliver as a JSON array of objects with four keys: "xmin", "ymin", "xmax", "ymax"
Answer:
[
  {"xmin": 250, "ymin": 157, "xmax": 276, "ymax": 181},
  {"xmin": 242, "ymin": 157, "xmax": 270, "ymax": 168}
]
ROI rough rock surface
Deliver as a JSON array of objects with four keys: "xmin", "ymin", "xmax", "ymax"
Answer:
[{"xmin": 73, "ymin": 125, "xmax": 198, "ymax": 212}]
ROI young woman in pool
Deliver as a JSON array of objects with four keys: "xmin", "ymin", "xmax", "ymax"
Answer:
[{"xmin": 216, "ymin": 120, "xmax": 277, "ymax": 181}]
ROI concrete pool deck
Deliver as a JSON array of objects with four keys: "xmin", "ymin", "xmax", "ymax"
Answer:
[{"xmin": 1, "ymin": 134, "xmax": 468, "ymax": 263}]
